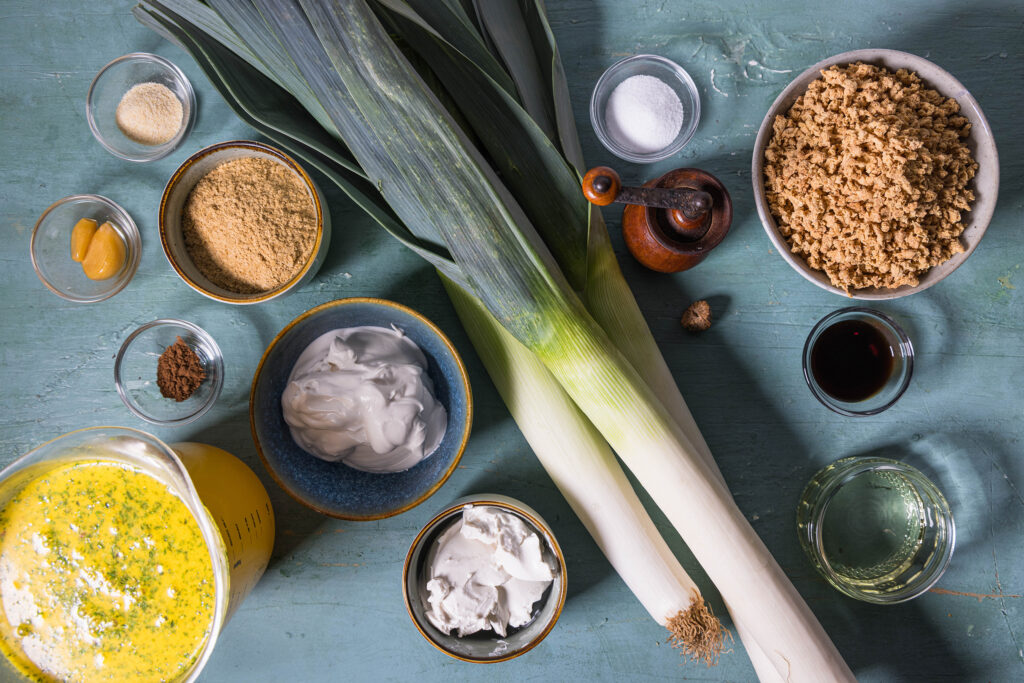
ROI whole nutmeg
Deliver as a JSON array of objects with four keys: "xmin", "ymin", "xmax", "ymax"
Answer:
[{"xmin": 681, "ymin": 300, "xmax": 711, "ymax": 332}]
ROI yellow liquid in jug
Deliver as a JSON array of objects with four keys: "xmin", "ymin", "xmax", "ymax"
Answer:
[
  {"xmin": 0, "ymin": 460, "xmax": 216, "ymax": 682},
  {"xmin": 170, "ymin": 442, "xmax": 275, "ymax": 618}
]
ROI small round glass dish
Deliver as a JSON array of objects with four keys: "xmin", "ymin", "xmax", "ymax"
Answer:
[
  {"xmin": 796, "ymin": 456, "xmax": 955, "ymax": 604},
  {"xmin": 87, "ymin": 52, "xmax": 196, "ymax": 162},
  {"xmin": 403, "ymin": 494, "xmax": 567, "ymax": 662},
  {"xmin": 802, "ymin": 307, "xmax": 914, "ymax": 416},
  {"xmin": 590, "ymin": 54, "xmax": 701, "ymax": 163},
  {"xmin": 30, "ymin": 194, "xmax": 141, "ymax": 303},
  {"xmin": 114, "ymin": 319, "xmax": 224, "ymax": 426}
]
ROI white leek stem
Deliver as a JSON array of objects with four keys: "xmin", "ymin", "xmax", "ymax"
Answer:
[
  {"xmin": 583, "ymin": 223, "xmax": 784, "ymax": 681},
  {"xmin": 534, "ymin": 309, "xmax": 854, "ymax": 683},
  {"xmin": 444, "ymin": 277, "xmax": 726, "ymax": 663}
]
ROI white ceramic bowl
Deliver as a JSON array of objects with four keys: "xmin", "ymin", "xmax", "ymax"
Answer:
[
  {"xmin": 752, "ymin": 49, "xmax": 999, "ymax": 300},
  {"xmin": 159, "ymin": 140, "xmax": 331, "ymax": 304}
]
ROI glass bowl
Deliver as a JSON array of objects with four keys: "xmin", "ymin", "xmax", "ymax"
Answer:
[
  {"xmin": 403, "ymin": 494, "xmax": 567, "ymax": 662},
  {"xmin": 590, "ymin": 54, "xmax": 701, "ymax": 163},
  {"xmin": 802, "ymin": 307, "xmax": 914, "ymax": 416},
  {"xmin": 87, "ymin": 52, "xmax": 196, "ymax": 162},
  {"xmin": 114, "ymin": 319, "xmax": 224, "ymax": 426},
  {"xmin": 796, "ymin": 456, "xmax": 955, "ymax": 604},
  {"xmin": 30, "ymin": 194, "xmax": 141, "ymax": 303}
]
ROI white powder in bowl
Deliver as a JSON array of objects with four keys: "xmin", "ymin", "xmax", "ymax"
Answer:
[
  {"xmin": 115, "ymin": 82, "xmax": 183, "ymax": 146},
  {"xmin": 604, "ymin": 74, "xmax": 684, "ymax": 154}
]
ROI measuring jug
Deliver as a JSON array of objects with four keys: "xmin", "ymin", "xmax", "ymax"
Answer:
[{"xmin": 0, "ymin": 426, "xmax": 275, "ymax": 682}]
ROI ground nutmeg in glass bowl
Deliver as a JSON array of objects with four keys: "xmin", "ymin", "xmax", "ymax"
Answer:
[
  {"xmin": 182, "ymin": 157, "xmax": 318, "ymax": 295},
  {"xmin": 157, "ymin": 335, "xmax": 206, "ymax": 401}
]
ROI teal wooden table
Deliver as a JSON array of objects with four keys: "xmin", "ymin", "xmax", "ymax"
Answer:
[{"xmin": 2, "ymin": 1, "xmax": 1022, "ymax": 680}]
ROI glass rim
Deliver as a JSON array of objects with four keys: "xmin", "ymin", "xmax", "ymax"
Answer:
[
  {"xmin": 30, "ymin": 193, "xmax": 142, "ymax": 303},
  {"xmin": 801, "ymin": 307, "xmax": 915, "ymax": 416},
  {"xmin": 86, "ymin": 51, "xmax": 196, "ymax": 162},
  {"xmin": 0, "ymin": 426, "xmax": 231, "ymax": 681}
]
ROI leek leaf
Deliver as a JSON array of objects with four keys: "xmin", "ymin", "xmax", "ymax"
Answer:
[
  {"xmin": 379, "ymin": 0, "xmax": 589, "ymax": 290},
  {"xmin": 259, "ymin": 0, "xmax": 580, "ymax": 347},
  {"xmin": 202, "ymin": 0, "xmax": 345, "ymax": 142},
  {"xmin": 135, "ymin": 4, "xmax": 467, "ymax": 287},
  {"xmin": 522, "ymin": 0, "xmax": 587, "ymax": 171},
  {"xmin": 472, "ymin": 0, "xmax": 558, "ymax": 144},
  {"xmin": 372, "ymin": 0, "xmax": 516, "ymax": 98}
]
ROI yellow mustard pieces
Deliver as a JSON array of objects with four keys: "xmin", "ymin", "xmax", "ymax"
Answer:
[{"xmin": 70, "ymin": 217, "xmax": 125, "ymax": 280}]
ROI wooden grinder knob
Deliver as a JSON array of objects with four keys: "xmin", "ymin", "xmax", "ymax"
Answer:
[
  {"xmin": 582, "ymin": 166, "xmax": 714, "ymax": 228},
  {"xmin": 582, "ymin": 166, "xmax": 621, "ymax": 206}
]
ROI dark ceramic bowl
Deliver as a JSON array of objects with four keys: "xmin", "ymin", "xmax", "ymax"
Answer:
[
  {"xmin": 403, "ymin": 495, "xmax": 567, "ymax": 662},
  {"xmin": 250, "ymin": 298, "xmax": 472, "ymax": 520}
]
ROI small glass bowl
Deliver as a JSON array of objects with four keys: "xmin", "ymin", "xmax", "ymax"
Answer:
[
  {"xmin": 797, "ymin": 456, "xmax": 955, "ymax": 604},
  {"xmin": 87, "ymin": 52, "xmax": 195, "ymax": 162},
  {"xmin": 403, "ymin": 494, "xmax": 567, "ymax": 662},
  {"xmin": 802, "ymin": 307, "xmax": 914, "ymax": 416},
  {"xmin": 590, "ymin": 54, "xmax": 701, "ymax": 163},
  {"xmin": 30, "ymin": 194, "xmax": 141, "ymax": 303},
  {"xmin": 114, "ymin": 319, "xmax": 224, "ymax": 426}
]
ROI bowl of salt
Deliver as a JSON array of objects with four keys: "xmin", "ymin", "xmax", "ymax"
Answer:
[{"xmin": 590, "ymin": 54, "xmax": 701, "ymax": 163}]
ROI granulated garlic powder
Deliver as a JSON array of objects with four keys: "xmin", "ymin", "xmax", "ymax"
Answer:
[
  {"xmin": 181, "ymin": 157, "xmax": 318, "ymax": 294},
  {"xmin": 115, "ymin": 82, "xmax": 183, "ymax": 145}
]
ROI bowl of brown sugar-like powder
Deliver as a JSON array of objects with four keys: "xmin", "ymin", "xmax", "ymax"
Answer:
[{"xmin": 160, "ymin": 140, "xmax": 331, "ymax": 304}]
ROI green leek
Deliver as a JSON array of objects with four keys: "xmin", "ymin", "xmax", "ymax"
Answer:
[
  {"xmin": 443, "ymin": 276, "xmax": 728, "ymax": 664},
  {"xmin": 135, "ymin": 1, "xmax": 855, "ymax": 679}
]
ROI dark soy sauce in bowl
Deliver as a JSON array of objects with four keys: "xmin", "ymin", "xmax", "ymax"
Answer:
[{"xmin": 810, "ymin": 319, "xmax": 895, "ymax": 402}]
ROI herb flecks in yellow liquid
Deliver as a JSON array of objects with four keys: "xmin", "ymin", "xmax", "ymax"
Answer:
[{"xmin": 0, "ymin": 461, "xmax": 215, "ymax": 682}]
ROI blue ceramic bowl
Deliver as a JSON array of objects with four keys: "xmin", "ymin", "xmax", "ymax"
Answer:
[{"xmin": 250, "ymin": 298, "xmax": 472, "ymax": 520}]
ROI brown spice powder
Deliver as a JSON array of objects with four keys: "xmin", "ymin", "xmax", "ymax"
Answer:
[
  {"xmin": 157, "ymin": 336, "xmax": 206, "ymax": 402},
  {"xmin": 182, "ymin": 157, "xmax": 318, "ymax": 294},
  {"xmin": 763, "ymin": 63, "xmax": 977, "ymax": 291}
]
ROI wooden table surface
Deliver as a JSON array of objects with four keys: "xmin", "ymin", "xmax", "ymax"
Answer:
[{"xmin": 1, "ymin": 1, "xmax": 1022, "ymax": 680}]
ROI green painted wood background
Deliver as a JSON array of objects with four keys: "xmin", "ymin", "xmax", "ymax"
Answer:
[{"xmin": 1, "ymin": 1, "xmax": 1022, "ymax": 680}]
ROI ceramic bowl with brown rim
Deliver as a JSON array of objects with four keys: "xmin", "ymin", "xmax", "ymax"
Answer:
[
  {"xmin": 160, "ymin": 140, "xmax": 331, "ymax": 304},
  {"xmin": 403, "ymin": 494, "xmax": 567, "ymax": 662},
  {"xmin": 250, "ymin": 298, "xmax": 472, "ymax": 520},
  {"xmin": 751, "ymin": 49, "xmax": 999, "ymax": 299}
]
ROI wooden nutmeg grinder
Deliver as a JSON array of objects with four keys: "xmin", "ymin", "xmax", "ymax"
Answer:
[{"xmin": 582, "ymin": 166, "xmax": 732, "ymax": 273}]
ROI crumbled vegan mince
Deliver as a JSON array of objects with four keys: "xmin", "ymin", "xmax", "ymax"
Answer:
[{"xmin": 763, "ymin": 63, "xmax": 977, "ymax": 291}]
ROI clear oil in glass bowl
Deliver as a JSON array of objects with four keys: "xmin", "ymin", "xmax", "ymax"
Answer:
[
  {"xmin": 797, "ymin": 456, "xmax": 955, "ymax": 603},
  {"xmin": 820, "ymin": 468, "xmax": 924, "ymax": 584}
]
